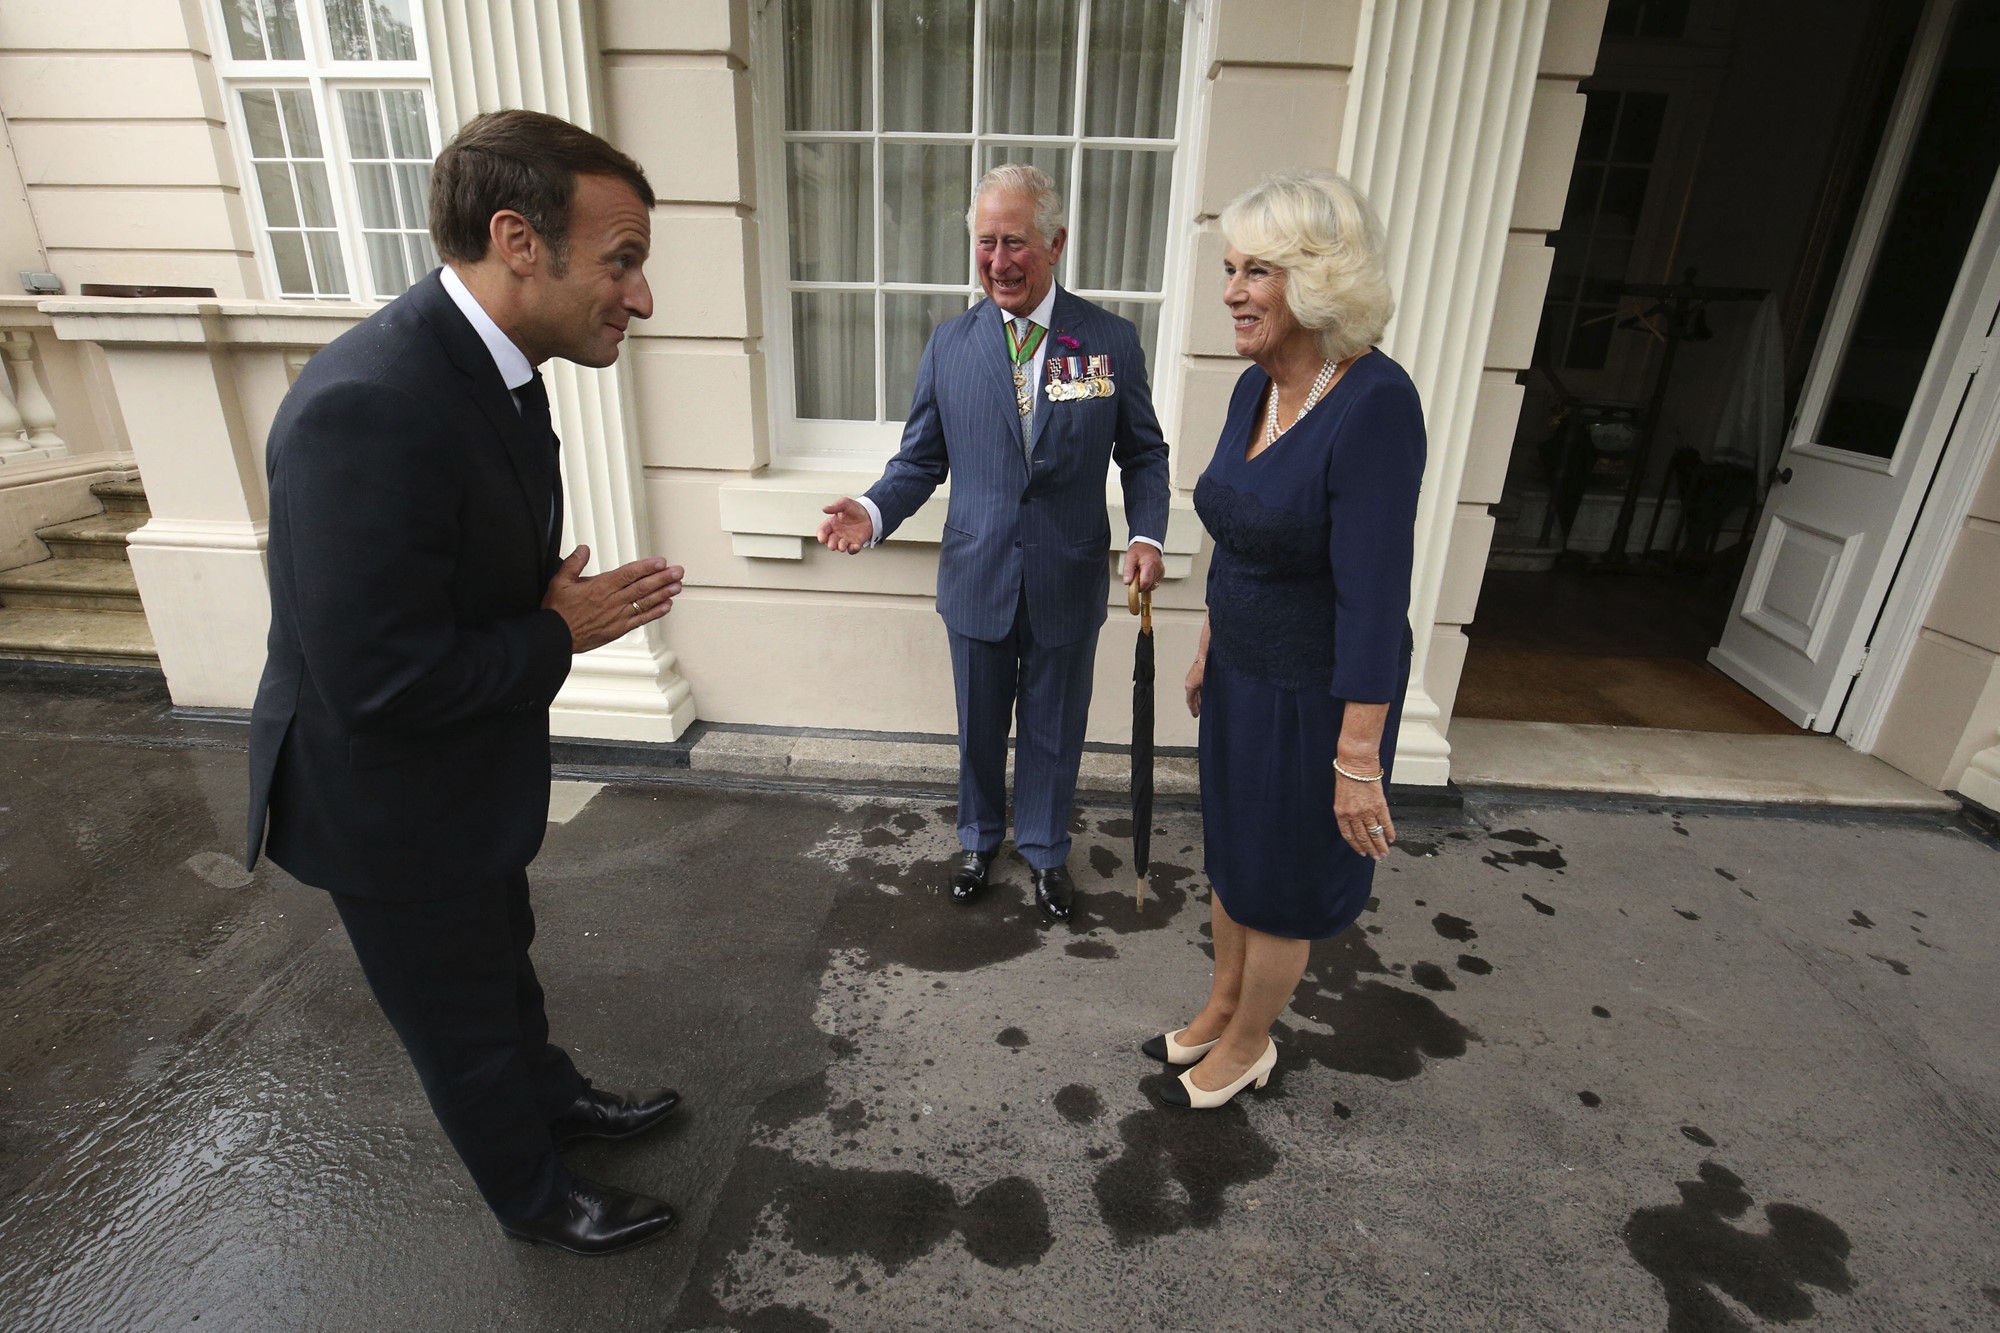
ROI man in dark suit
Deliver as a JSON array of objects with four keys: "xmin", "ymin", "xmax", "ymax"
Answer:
[
  {"xmin": 819, "ymin": 165, "xmax": 1170, "ymax": 923},
  {"xmin": 246, "ymin": 111, "xmax": 685, "ymax": 1256}
]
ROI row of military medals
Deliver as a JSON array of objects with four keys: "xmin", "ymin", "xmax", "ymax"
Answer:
[{"xmin": 1046, "ymin": 352, "xmax": 1115, "ymax": 401}]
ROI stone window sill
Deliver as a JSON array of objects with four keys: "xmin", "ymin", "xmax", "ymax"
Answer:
[{"xmin": 716, "ymin": 468, "xmax": 1203, "ymax": 577}]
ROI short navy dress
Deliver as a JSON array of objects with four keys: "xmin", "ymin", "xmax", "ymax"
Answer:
[{"xmin": 1194, "ymin": 351, "xmax": 1427, "ymax": 940}]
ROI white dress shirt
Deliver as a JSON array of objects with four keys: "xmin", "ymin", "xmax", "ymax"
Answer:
[{"xmin": 440, "ymin": 265, "xmax": 535, "ymax": 407}]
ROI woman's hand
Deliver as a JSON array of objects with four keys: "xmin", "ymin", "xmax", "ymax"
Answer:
[
  {"xmin": 1185, "ymin": 655, "xmax": 1205, "ymax": 717},
  {"xmin": 1334, "ymin": 767, "xmax": 1394, "ymax": 861}
]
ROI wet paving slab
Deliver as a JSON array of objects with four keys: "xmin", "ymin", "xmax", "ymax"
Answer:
[{"xmin": 3, "ymin": 692, "xmax": 2000, "ymax": 1330}]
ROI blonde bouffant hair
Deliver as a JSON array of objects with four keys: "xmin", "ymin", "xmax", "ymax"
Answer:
[{"xmin": 1220, "ymin": 171, "xmax": 1394, "ymax": 362}]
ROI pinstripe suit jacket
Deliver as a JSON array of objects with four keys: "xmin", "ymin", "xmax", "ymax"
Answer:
[{"xmin": 865, "ymin": 288, "xmax": 1171, "ymax": 647}]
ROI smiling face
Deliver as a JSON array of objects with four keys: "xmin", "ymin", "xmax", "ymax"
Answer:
[
  {"xmin": 1222, "ymin": 246, "xmax": 1316, "ymax": 366},
  {"xmin": 520, "ymin": 172, "xmax": 654, "ymax": 367},
  {"xmin": 973, "ymin": 188, "xmax": 1065, "ymax": 317}
]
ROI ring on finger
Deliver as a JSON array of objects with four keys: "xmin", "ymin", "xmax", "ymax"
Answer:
[
  {"xmin": 1366, "ymin": 823, "xmax": 1385, "ymax": 836},
  {"xmin": 630, "ymin": 600, "xmax": 641, "ymax": 614}
]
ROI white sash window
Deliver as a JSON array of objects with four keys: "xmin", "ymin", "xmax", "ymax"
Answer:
[
  {"xmin": 209, "ymin": 1, "xmax": 442, "ymax": 301},
  {"xmin": 757, "ymin": 0, "xmax": 1197, "ymax": 463}
]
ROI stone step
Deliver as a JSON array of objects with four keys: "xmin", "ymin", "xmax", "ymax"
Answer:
[
  {"xmin": 89, "ymin": 479, "xmax": 150, "ymax": 515},
  {"xmin": 0, "ymin": 606, "xmax": 156, "ymax": 665},
  {"xmin": 34, "ymin": 511, "xmax": 148, "ymax": 560},
  {"xmin": 0, "ymin": 557, "xmax": 143, "ymax": 612}
]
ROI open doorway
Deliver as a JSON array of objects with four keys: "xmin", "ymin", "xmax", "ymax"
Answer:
[{"xmin": 1461, "ymin": 0, "xmax": 2000, "ymax": 734}]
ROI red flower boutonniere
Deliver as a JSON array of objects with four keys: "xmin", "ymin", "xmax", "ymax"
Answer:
[{"xmin": 1055, "ymin": 334, "xmax": 1081, "ymax": 351}]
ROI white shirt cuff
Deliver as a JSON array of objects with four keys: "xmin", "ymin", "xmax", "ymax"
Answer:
[
  {"xmin": 857, "ymin": 495, "xmax": 884, "ymax": 548},
  {"xmin": 1128, "ymin": 535, "xmax": 1164, "ymax": 552}
]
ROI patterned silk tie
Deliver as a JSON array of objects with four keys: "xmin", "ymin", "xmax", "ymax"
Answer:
[{"xmin": 1007, "ymin": 315, "xmax": 1044, "ymax": 465}]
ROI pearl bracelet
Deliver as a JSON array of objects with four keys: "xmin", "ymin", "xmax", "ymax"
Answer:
[{"xmin": 1333, "ymin": 759, "xmax": 1383, "ymax": 783}]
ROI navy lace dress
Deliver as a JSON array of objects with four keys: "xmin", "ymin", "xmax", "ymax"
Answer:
[{"xmin": 1193, "ymin": 351, "xmax": 1426, "ymax": 939}]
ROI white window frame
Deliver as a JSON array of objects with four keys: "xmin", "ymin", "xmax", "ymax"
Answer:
[
  {"xmin": 751, "ymin": 0, "xmax": 1203, "ymax": 468},
  {"xmin": 206, "ymin": 0, "xmax": 445, "ymax": 303}
]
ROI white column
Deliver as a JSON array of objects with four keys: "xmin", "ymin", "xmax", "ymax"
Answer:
[
  {"xmin": 1341, "ymin": 0, "xmax": 1549, "ymax": 785},
  {"xmin": 423, "ymin": 0, "xmax": 696, "ymax": 740}
]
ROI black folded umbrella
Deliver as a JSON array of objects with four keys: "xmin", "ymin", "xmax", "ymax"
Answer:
[{"xmin": 1128, "ymin": 583, "xmax": 1154, "ymax": 911}]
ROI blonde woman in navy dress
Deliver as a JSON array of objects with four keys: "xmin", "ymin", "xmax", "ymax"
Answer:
[{"xmin": 1147, "ymin": 171, "xmax": 1425, "ymax": 1109}]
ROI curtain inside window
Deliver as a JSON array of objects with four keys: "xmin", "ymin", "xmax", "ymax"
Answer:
[{"xmin": 783, "ymin": 0, "xmax": 1183, "ymax": 423}]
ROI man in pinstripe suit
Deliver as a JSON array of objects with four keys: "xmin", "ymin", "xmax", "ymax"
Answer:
[{"xmin": 819, "ymin": 164, "xmax": 1170, "ymax": 923}]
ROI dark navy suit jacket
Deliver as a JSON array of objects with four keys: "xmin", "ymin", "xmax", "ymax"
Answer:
[
  {"xmin": 865, "ymin": 288, "xmax": 1171, "ymax": 647},
  {"xmin": 245, "ymin": 270, "xmax": 573, "ymax": 899}
]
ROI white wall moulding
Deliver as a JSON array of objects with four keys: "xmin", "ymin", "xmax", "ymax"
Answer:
[
  {"xmin": 423, "ymin": 0, "xmax": 698, "ymax": 742},
  {"xmin": 1341, "ymin": 0, "xmax": 1551, "ymax": 785}
]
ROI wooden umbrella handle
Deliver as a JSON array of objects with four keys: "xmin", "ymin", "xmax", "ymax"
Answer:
[{"xmin": 1126, "ymin": 582, "xmax": 1152, "ymax": 632}]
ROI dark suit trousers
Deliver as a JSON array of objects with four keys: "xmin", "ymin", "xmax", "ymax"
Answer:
[
  {"xmin": 949, "ymin": 587, "xmax": 1099, "ymax": 870},
  {"xmin": 331, "ymin": 871, "xmax": 584, "ymax": 1223}
]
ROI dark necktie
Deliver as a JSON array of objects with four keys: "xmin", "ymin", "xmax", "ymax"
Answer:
[{"xmin": 516, "ymin": 371, "xmax": 559, "ymax": 547}]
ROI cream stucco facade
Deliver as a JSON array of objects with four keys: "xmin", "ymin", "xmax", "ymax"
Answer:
[{"xmin": 2, "ymin": 0, "xmax": 1996, "ymax": 803}]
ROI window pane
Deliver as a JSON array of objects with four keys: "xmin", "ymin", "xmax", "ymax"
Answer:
[
  {"xmin": 1084, "ymin": 0, "xmax": 1185, "ymax": 139},
  {"xmin": 367, "ymin": 232, "xmax": 409, "ymax": 294},
  {"xmin": 784, "ymin": 0, "xmax": 871, "ymax": 131},
  {"xmin": 1099, "ymin": 298, "xmax": 1161, "ymax": 367},
  {"xmin": 886, "ymin": 292, "xmax": 972, "ymax": 418},
  {"xmin": 382, "ymin": 91, "xmax": 430, "ymax": 157},
  {"xmin": 984, "ymin": 0, "xmax": 1079, "ymax": 136},
  {"xmin": 278, "ymin": 90, "xmax": 321, "ymax": 156},
  {"xmin": 241, "ymin": 90, "xmax": 285, "ymax": 157},
  {"xmin": 223, "ymin": 0, "xmax": 269, "ymax": 60},
  {"xmin": 342, "ymin": 89, "xmax": 388, "ymax": 158},
  {"xmin": 307, "ymin": 231, "xmax": 349, "ymax": 294},
  {"xmin": 403, "ymin": 233, "xmax": 438, "ymax": 284},
  {"xmin": 980, "ymin": 143, "xmax": 1071, "ymax": 201},
  {"xmin": 256, "ymin": 163, "xmax": 301, "ymax": 227},
  {"xmin": 264, "ymin": 0, "xmax": 305, "ymax": 58},
  {"xmin": 793, "ymin": 292, "xmax": 875, "ymax": 420},
  {"xmin": 324, "ymin": 0, "xmax": 372, "ymax": 59},
  {"xmin": 354, "ymin": 163, "xmax": 397, "ymax": 228},
  {"xmin": 882, "ymin": 0, "xmax": 973, "ymax": 133},
  {"xmin": 394, "ymin": 164, "xmax": 429, "ymax": 229},
  {"xmin": 1817, "ymin": 0, "xmax": 2000, "ymax": 458},
  {"xmin": 882, "ymin": 144, "xmax": 973, "ymax": 284},
  {"xmin": 295, "ymin": 162, "xmax": 337, "ymax": 226},
  {"xmin": 787, "ymin": 142, "xmax": 873, "ymax": 282},
  {"xmin": 373, "ymin": 0, "xmax": 417, "ymax": 61},
  {"xmin": 1074, "ymin": 148, "xmax": 1171, "ymax": 291},
  {"xmin": 271, "ymin": 232, "xmax": 313, "ymax": 294}
]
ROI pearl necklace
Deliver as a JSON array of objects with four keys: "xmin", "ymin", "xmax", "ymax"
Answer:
[{"xmin": 1264, "ymin": 358, "xmax": 1340, "ymax": 448}]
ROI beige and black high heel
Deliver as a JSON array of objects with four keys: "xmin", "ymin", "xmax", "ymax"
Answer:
[
  {"xmin": 1157, "ymin": 1038, "xmax": 1277, "ymax": 1109},
  {"xmin": 1140, "ymin": 1027, "xmax": 1219, "ymax": 1066}
]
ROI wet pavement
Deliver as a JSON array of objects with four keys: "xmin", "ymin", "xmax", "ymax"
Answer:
[{"xmin": 3, "ymin": 672, "xmax": 2000, "ymax": 1331}]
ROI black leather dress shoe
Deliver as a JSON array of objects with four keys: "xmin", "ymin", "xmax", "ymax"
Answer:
[
  {"xmin": 1032, "ymin": 864, "xmax": 1076, "ymax": 922},
  {"xmin": 501, "ymin": 1177, "xmax": 677, "ymax": 1256},
  {"xmin": 949, "ymin": 848, "xmax": 997, "ymax": 902},
  {"xmin": 551, "ymin": 1086, "xmax": 681, "ymax": 1147}
]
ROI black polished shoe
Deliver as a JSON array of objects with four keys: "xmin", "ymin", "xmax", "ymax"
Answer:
[
  {"xmin": 551, "ymin": 1086, "xmax": 681, "ymax": 1147},
  {"xmin": 949, "ymin": 848, "xmax": 997, "ymax": 902},
  {"xmin": 500, "ymin": 1177, "xmax": 677, "ymax": 1256},
  {"xmin": 1032, "ymin": 864, "xmax": 1076, "ymax": 922}
]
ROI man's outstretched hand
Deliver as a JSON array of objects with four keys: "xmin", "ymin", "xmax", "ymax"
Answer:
[
  {"xmin": 543, "ymin": 544, "xmax": 684, "ymax": 653},
  {"xmin": 818, "ymin": 498, "xmax": 874, "ymax": 555}
]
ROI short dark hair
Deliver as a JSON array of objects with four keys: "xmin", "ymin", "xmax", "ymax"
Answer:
[{"xmin": 428, "ymin": 110, "xmax": 655, "ymax": 268}]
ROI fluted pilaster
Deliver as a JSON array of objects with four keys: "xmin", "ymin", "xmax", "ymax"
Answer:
[
  {"xmin": 423, "ymin": 0, "xmax": 695, "ymax": 739},
  {"xmin": 1342, "ymin": 0, "xmax": 1549, "ymax": 784}
]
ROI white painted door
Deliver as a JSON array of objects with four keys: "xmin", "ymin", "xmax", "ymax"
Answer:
[{"xmin": 1710, "ymin": 0, "xmax": 2000, "ymax": 729}]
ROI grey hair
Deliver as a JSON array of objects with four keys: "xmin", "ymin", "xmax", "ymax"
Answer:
[
  {"xmin": 1220, "ymin": 171, "xmax": 1395, "ymax": 361},
  {"xmin": 967, "ymin": 163, "xmax": 1066, "ymax": 243}
]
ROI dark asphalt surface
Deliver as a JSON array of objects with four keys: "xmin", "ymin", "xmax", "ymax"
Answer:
[{"xmin": 2, "ymin": 671, "xmax": 1998, "ymax": 1331}]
